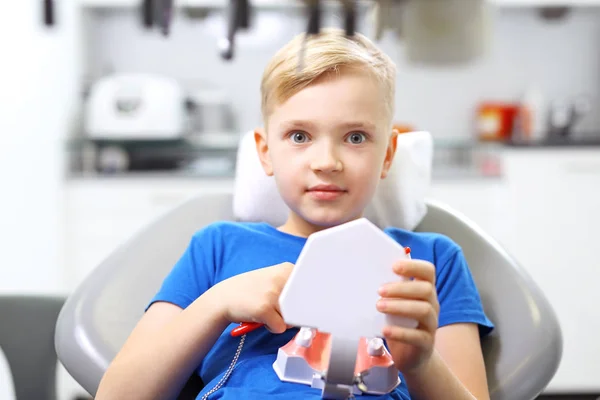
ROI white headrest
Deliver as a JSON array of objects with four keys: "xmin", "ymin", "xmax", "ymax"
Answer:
[{"xmin": 233, "ymin": 130, "xmax": 433, "ymax": 231}]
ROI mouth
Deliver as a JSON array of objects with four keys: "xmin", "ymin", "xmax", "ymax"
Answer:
[{"xmin": 306, "ymin": 184, "xmax": 347, "ymax": 200}]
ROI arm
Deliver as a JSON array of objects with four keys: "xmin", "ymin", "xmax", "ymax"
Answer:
[
  {"xmin": 379, "ymin": 255, "xmax": 491, "ymax": 400},
  {"xmin": 96, "ymin": 261, "xmax": 294, "ymax": 400},
  {"xmin": 96, "ymin": 286, "xmax": 229, "ymax": 400},
  {"xmin": 403, "ymin": 323, "xmax": 490, "ymax": 400}
]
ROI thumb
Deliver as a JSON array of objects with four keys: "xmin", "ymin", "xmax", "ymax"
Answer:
[
  {"xmin": 273, "ymin": 263, "xmax": 294, "ymax": 330},
  {"xmin": 263, "ymin": 310, "xmax": 288, "ymax": 334}
]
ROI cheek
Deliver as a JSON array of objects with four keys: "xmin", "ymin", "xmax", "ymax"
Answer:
[
  {"xmin": 348, "ymin": 153, "xmax": 386, "ymax": 192},
  {"xmin": 271, "ymin": 148, "xmax": 299, "ymax": 172},
  {"xmin": 270, "ymin": 148, "xmax": 304, "ymax": 187},
  {"xmin": 350, "ymin": 151, "xmax": 384, "ymax": 175}
]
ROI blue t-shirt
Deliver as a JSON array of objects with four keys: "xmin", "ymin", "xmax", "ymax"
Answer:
[{"xmin": 148, "ymin": 221, "xmax": 494, "ymax": 400}]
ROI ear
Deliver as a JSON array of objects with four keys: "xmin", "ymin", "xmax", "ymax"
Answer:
[
  {"xmin": 254, "ymin": 127, "xmax": 273, "ymax": 176},
  {"xmin": 380, "ymin": 128, "xmax": 398, "ymax": 179}
]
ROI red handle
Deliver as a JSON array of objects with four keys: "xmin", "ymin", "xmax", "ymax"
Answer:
[{"xmin": 231, "ymin": 322, "xmax": 264, "ymax": 337}]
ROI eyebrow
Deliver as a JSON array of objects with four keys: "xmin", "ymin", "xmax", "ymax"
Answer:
[
  {"xmin": 280, "ymin": 120, "xmax": 376, "ymax": 131},
  {"xmin": 338, "ymin": 121, "xmax": 376, "ymax": 131}
]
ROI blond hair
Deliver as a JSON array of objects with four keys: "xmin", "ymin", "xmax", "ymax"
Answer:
[{"xmin": 260, "ymin": 28, "xmax": 396, "ymax": 129}]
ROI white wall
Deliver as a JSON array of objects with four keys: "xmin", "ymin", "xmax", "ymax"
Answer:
[
  {"xmin": 82, "ymin": 6, "xmax": 600, "ymax": 139},
  {"xmin": 0, "ymin": 1, "xmax": 80, "ymax": 295},
  {"xmin": 0, "ymin": 2, "xmax": 86, "ymax": 400}
]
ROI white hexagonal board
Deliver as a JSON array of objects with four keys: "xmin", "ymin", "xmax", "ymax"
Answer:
[{"xmin": 279, "ymin": 218, "xmax": 418, "ymax": 340}]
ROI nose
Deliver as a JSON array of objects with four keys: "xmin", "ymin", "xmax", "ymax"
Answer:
[{"xmin": 310, "ymin": 143, "xmax": 343, "ymax": 173}]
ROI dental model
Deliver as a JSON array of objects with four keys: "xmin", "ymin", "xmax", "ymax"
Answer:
[
  {"xmin": 274, "ymin": 218, "xmax": 417, "ymax": 399},
  {"xmin": 231, "ymin": 218, "xmax": 416, "ymax": 398},
  {"xmin": 273, "ymin": 328, "xmax": 401, "ymax": 396}
]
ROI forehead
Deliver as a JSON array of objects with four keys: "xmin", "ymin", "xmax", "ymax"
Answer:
[{"xmin": 268, "ymin": 70, "xmax": 388, "ymax": 132}]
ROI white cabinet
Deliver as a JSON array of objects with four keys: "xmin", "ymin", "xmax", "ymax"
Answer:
[
  {"xmin": 63, "ymin": 178, "xmax": 233, "ymax": 291},
  {"xmin": 428, "ymin": 179, "xmax": 510, "ymax": 246},
  {"xmin": 430, "ymin": 149, "xmax": 600, "ymax": 394},
  {"xmin": 502, "ymin": 149, "xmax": 600, "ymax": 393}
]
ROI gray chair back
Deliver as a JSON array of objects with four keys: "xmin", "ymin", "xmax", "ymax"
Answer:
[
  {"xmin": 55, "ymin": 190, "xmax": 562, "ymax": 399},
  {"xmin": 55, "ymin": 191, "xmax": 233, "ymax": 395}
]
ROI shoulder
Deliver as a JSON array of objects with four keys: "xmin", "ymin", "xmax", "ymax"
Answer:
[
  {"xmin": 190, "ymin": 220, "xmax": 271, "ymax": 241},
  {"xmin": 384, "ymin": 225, "xmax": 494, "ymax": 334},
  {"xmin": 187, "ymin": 220, "xmax": 276, "ymax": 254},
  {"xmin": 383, "ymin": 226, "xmax": 461, "ymax": 266}
]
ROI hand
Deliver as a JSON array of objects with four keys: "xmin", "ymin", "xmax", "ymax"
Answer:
[
  {"xmin": 376, "ymin": 259, "xmax": 440, "ymax": 374},
  {"xmin": 213, "ymin": 262, "xmax": 294, "ymax": 334}
]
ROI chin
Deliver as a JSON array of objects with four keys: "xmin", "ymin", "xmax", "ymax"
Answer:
[{"xmin": 299, "ymin": 208, "xmax": 362, "ymax": 229}]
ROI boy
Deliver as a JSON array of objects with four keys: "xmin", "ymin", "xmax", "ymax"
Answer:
[{"xmin": 96, "ymin": 28, "xmax": 493, "ymax": 400}]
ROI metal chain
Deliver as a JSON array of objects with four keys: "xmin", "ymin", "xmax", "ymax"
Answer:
[
  {"xmin": 200, "ymin": 333, "xmax": 247, "ymax": 400},
  {"xmin": 200, "ymin": 332, "xmax": 368, "ymax": 400}
]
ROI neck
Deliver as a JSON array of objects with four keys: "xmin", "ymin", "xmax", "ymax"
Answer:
[{"xmin": 277, "ymin": 212, "xmax": 322, "ymax": 238}]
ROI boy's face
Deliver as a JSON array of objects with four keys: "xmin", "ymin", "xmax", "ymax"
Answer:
[{"xmin": 256, "ymin": 69, "xmax": 397, "ymax": 234}]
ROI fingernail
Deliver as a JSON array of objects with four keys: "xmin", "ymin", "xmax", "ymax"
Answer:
[
  {"xmin": 377, "ymin": 299, "xmax": 386, "ymax": 310},
  {"xmin": 378, "ymin": 286, "xmax": 386, "ymax": 296}
]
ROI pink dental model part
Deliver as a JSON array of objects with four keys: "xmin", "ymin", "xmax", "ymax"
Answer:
[{"xmin": 273, "ymin": 328, "xmax": 401, "ymax": 396}]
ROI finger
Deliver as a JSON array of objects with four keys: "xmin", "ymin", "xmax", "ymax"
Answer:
[
  {"xmin": 377, "ymin": 299, "xmax": 438, "ymax": 333},
  {"xmin": 393, "ymin": 259, "xmax": 436, "ymax": 284},
  {"xmin": 378, "ymin": 280, "xmax": 435, "ymax": 301},
  {"xmin": 382, "ymin": 325, "xmax": 433, "ymax": 348},
  {"xmin": 255, "ymin": 300, "xmax": 288, "ymax": 334},
  {"xmin": 262, "ymin": 309, "xmax": 288, "ymax": 334}
]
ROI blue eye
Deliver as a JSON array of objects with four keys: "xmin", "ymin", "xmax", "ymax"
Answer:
[
  {"xmin": 290, "ymin": 131, "xmax": 309, "ymax": 144},
  {"xmin": 347, "ymin": 132, "xmax": 366, "ymax": 144}
]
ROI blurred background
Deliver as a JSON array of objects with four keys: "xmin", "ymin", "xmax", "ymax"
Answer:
[{"xmin": 1, "ymin": 1, "xmax": 599, "ymax": 399}]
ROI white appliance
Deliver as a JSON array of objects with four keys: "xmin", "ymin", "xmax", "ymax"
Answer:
[{"xmin": 84, "ymin": 73, "xmax": 189, "ymax": 140}]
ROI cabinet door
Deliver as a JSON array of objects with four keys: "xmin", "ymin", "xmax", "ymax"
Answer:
[
  {"xmin": 428, "ymin": 179, "xmax": 510, "ymax": 246},
  {"xmin": 64, "ymin": 178, "xmax": 233, "ymax": 291},
  {"xmin": 503, "ymin": 149, "xmax": 600, "ymax": 393}
]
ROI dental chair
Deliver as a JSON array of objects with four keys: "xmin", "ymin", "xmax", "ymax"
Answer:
[{"xmin": 54, "ymin": 131, "xmax": 562, "ymax": 400}]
